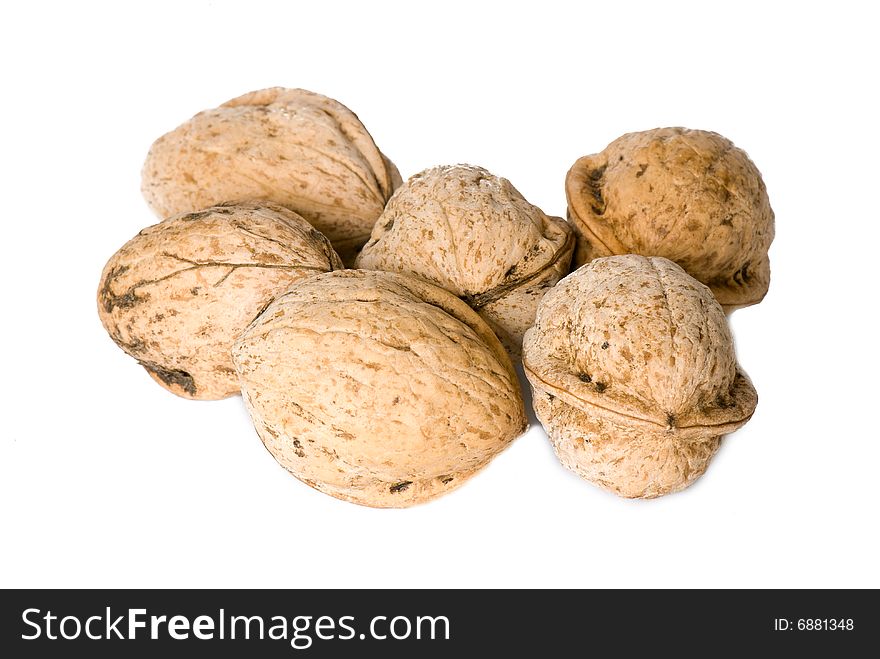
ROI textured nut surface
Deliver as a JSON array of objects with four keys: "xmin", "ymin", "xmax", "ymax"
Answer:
[
  {"xmin": 523, "ymin": 255, "xmax": 757, "ymax": 498},
  {"xmin": 232, "ymin": 269, "xmax": 528, "ymax": 508},
  {"xmin": 141, "ymin": 87, "xmax": 401, "ymax": 264},
  {"xmin": 97, "ymin": 201, "xmax": 343, "ymax": 400},
  {"xmin": 355, "ymin": 165, "xmax": 574, "ymax": 355},
  {"xmin": 566, "ymin": 128, "xmax": 774, "ymax": 310}
]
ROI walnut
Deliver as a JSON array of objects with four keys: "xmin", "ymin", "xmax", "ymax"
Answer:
[
  {"xmin": 97, "ymin": 201, "xmax": 343, "ymax": 399},
  {"xmin": 565, "ymin": 128, "xmax": 774, "ymax": 311},
  {"xmin": 355, "ymin": 165, "xmax": 574, "ymax": 355},
  {"xmin": 523, "ymin": 255, "xmax": 757, "ymax": 498},
  {"xmin": 141, "ymin": 87, "xmax": 401, "ymax": 264},
  {"xmin": 232, "ymin": 269, "xmax": 528, "ymax": 508}
]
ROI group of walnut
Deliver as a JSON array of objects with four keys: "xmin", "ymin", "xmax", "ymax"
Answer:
[{"xmin": 98, "ymin": 87, "xmax": 774, "ymax": 506}]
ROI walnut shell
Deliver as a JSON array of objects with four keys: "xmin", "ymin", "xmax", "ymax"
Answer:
[
  {"xmin": 523, "ymin": 255, "xmax": 757, "ymax": 498},
  {"xmin": 566, "ymin": 128, "xmax": 774, "ymax": 311},
  {"xmin": 232, "ymin": 269, "xmax": 528, "ymax": 508},
  {"xmin": 355, "ymin": 165, "xmax": 574, "ymax": 356},
  {"xmin": 97, "ymin": 201, "xmax": 343, "ymax": 400},
  {"xmin": 141, "ymin": 87, "xmax": 401, "ymax": 264}
]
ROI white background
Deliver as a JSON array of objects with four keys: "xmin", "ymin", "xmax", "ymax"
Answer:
[{"xmin": 1, "ymin": 0, "xmax": 878, "ymax": 589}]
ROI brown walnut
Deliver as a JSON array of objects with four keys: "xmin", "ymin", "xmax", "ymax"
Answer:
[
  {"xmin": 232, "ymin": 269, "xmax": 528, "ymax": 508},
  {"xmin": 97, "ymin": 201, "xmax": 343, "ymax": 399},
  {"xmin": 566, "ymin": 128, "xmax": 774, "ymax": 311},
  {"xmin": 141, "ymin": 87, "xmax": 401, "ymax": 264},
  {"xmin": 355, "ymin": 164, "xmax": 574, "ymax": 356},
  {"xmin": 523, "ymin": 255, "xmax": 757, "ymax": 498}
]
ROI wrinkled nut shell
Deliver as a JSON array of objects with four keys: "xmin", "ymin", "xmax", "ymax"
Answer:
[
  {"xmin": 97, "ymin": 201, "xmax": 343, "ymax": 400},
  {"xmin": 523, "ymin": 255, "xmax": 757, "ymax": 498},
  {"xmin": 232, "ymin": 269, "xmax": 528, "ymax": 508},
  {"xmin": 141, "ymin": 87, "xmax": 401, "ymax": 264},
  {"xmin": 355, "ymin": 164, "xmax": 574, "ymax": 356},
  {"xmin": 566, "ymin": 128, "xmax": 774, "ymax": 311}
]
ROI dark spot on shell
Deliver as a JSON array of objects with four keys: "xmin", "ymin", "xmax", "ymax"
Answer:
[
  {"xmin": 715, "ymin": 395, "xmax": 736, "ymax": 409},
  {"xmin": 440, "ymin": 476, "xmax": 454, "ymax": 484},
  {"xmin": 108, "ymin": 332, "xmax": 146, "ymax": 355},
  {"xmin": 601, "ymin": 341, "xmax": 609, "ymax": 350},
  {"xmin": 733, "ymin": 262, "xmax": 752, "ymax": 285},
  {"xmin": 595, "ymin": 382, "xmax": 607, "ymax": 393},
  {"xmin": 140, "ymin": 362, "xmax": 196, "ymax": 396},
  {"xmin": 389, "ymin": 481, "xmax": 412, "ymax": 493},
  {"xmin": 180, "ymin": 210, "xmax": 213, "ymax": 221},
  {"xmin": 586, "ymin": 165, "xmax": 607, "ymax": 215},
  {"xmin": 636, "ymin": 163, "xmax": 648, "ymax": 178},
  {"xmin": 578, "ymin": 373, "xmax": 592, "ymax": 383},
  {"xmin": 251, "ymin": 297, "xmax": 275, "ymax": 322},
  {"xmin": 99, "ymin": 265, "xmax": 151, "ymax": 313}
]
